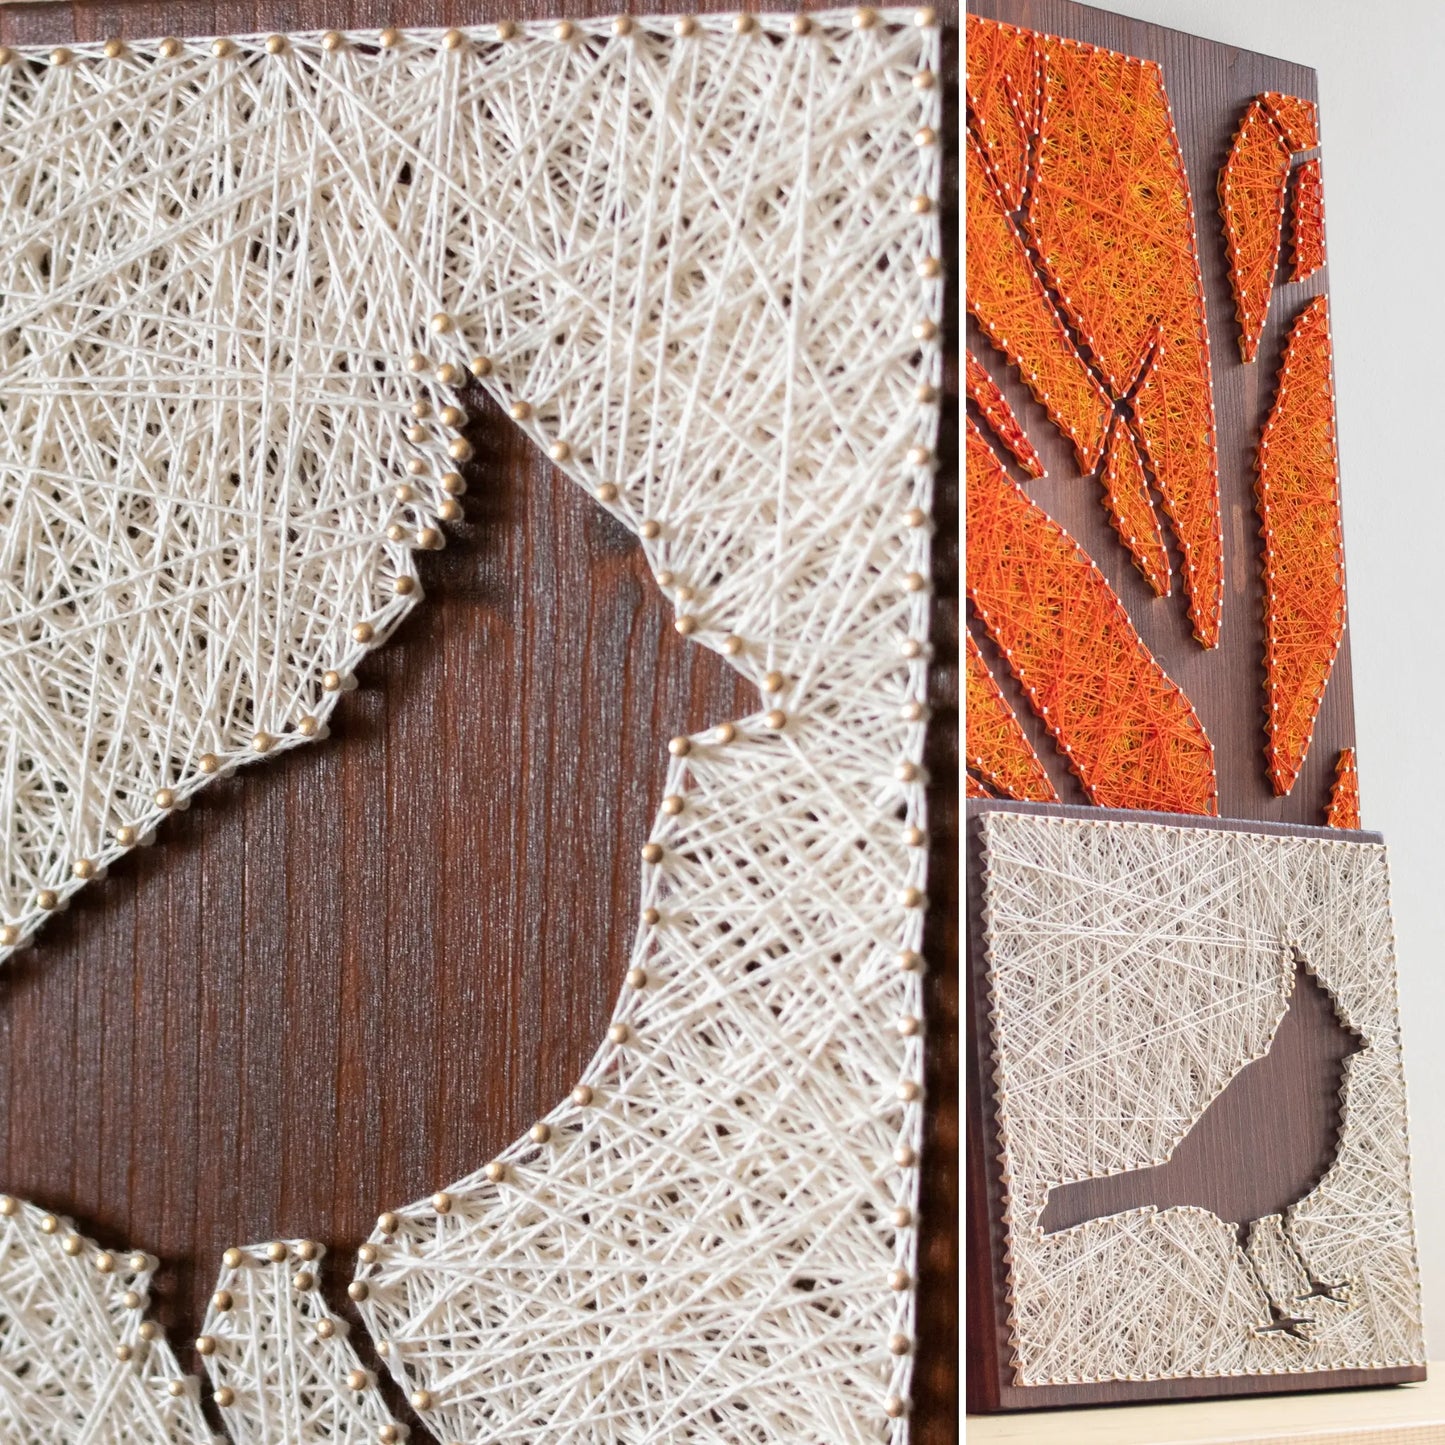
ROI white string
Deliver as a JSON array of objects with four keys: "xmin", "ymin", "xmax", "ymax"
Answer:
[
  {"xmin": 201, "ymin": 1242, "xmax": 405, "ymax": 1443},
  {"xmin": 982, "ymin": 812, "xmax": 1425, "ymax": 1385},
  {"xmin": 0, "ymin": 1197, "xmax": 217, "ymax": 1444},
  {"xmin": 0, "ymin": 10, "xmax": 940, "ymax": 1442}
]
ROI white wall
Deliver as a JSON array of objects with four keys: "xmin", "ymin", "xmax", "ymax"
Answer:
[{"xmin": 1089, "ymin": 0, "xmax": 1445, "ymax": 1354}]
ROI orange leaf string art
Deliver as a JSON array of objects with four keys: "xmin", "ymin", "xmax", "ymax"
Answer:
[
  {"xmin": 965, "ymin": 129, "xmax": 1112, "ymax": 472},
  {"xmin": 1220, "ymin": 90, "xmax": 1323, "ymax": 358},
  {"xmin": 967, "ymin": 773, "xmax": 994, "ymax": 799},
  {"xmin": 1262, "ymin": 90, "xmax": 1320, "ymax": 151},
  {"xmin": 966, "ymin": 349, "xmax": 1045, "ymax": 479},
  {"xmin": 1290, "ymin": 157, "xmax": 1327, "ymax": 281},
  {"xmin": 1325, "ymin": 747, "xmax": 1361, "ymax": 829},
  {"xmin": 967, "ymin": 418, "xmax": 1218, "ymax": 816},
  {"xmin": 1018, "ymin": 26, "xmax": 1223, "ymax": 649},
  {"xmin": 965, "ymin": 632, "xmax": 1059, "ymax": 803},
  {"xmin": 1102, "ymin": 418, "xmax": 1171, "ymax": 597},
  {"xmin": 1219, "ymin": 98, "xmax": 1292, "ymax": 364},
  {"xmin": 1256, "ymin": 296, "xmax": 1347, "ymax": 796}
]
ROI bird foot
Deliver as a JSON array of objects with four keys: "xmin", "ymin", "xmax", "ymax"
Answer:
[
  {"xmin": 1254, "ymin": 1311, "xmax": 1315, "ymax": 1342},
  {"xmin": 1299, "ymin": 1278, "xmax": 1352, "ymax": 1306}
]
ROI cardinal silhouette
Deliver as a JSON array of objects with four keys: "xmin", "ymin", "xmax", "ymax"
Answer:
[{"xmin": 1040, "ymin": 955, "xmax": 1363, "ymax": 1339}]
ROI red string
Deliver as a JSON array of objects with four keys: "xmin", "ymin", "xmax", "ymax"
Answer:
[
  {"xmin": 967, "ymin": 419, "xmax": 1218, "ymax": 816},
  {"xmin": 1256, "ymin": 296, "xmax": 1347, "ymax": 796}
]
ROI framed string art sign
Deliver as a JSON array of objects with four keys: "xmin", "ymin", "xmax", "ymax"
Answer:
[
  {"xmin": 966, "ymin": 0, "xmax": 1424, "ymax": 1416},
  {"xmin": 0, "ymin": 2, "xmax": 959, "ymax": 1442}
]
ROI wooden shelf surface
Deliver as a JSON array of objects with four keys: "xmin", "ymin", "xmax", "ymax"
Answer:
[{"xmin": 967, "ymin": 1370, "xmax": 1445, "ymax": 1445}]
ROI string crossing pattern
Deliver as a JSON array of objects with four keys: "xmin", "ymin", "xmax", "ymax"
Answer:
[
  {"xmin": 1257, "ymin": 296, "xmax": 1347, "ymax": 796},
  {"xmin": 967, "ymin": 419, "xmax": 1218, "ymax": 815},
  {"xmin": 1219, "ymin": 90, "xmax": 1324, "ymax": 362},
  {"xmin": 965, "ymin": 129, "xmax": 1111, "ymax": 472},
  {"xmin": 1102, "ymin": 416, "xmax": 1170, "ymax": 598},
  {"xmin": 1291, "ymin": 158, "xmax": 1328, "ymax": 282},
  {"xmin": 0, "ymin": 12, "xmax": 940, "ymax": 1442},
  {"xmin": 199, "ymin": 1243, "xmax": 405, "ymax": 1443},
  {"xmin": 982, "ymin": 810, "xmax": 1425, "ymax": 1385},
  {"xmin": 1262, "ymin": 90, "xmax": 1320, "ymax": 151},
  {"xmin": 965, "ymin": 632, "xmax": 1057, "ymax": 803},
  {"xmin": 0, "ymin": 1197, "xmax": 217, "ymax": 1443},
  {"xmin": 966, "ymin": 349, "xmax": 1045, "ymax": 479},
  {"xmin": 1219, "ymin": 98, "xmax": 1294, "ymax": 364},
  {"xmin": 1022, "ymin": 24, "xmax": 1223, "ymax": 648}
]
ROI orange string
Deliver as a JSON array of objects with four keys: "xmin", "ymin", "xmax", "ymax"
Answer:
[
  {"xmin": 1017, "ymin": 27, "xmax": 1223, "ymax": 648},
  {"xmin": 1290, "ymin": 157, "xmax": 1327, "ymax": 282},
  {"xmin": 966, "ymin": 632, "xmax": 1059, "ymax": 802},
  {"xmin": 1262, "ymin": 90, "xmax": 1320, "ymax": 151},
  {"xmin": 966, "ymin": 132, "xmax": 1112, "ymax": 472},
  {"xmin": 1219, "ymin": 98, "xmax": 1292, "ymax": 364},
  {"xmin": 964, "ymin": 14, "xmax": 1041, "ymax": 213},
  {"xmin": 966, "ymin": 773, "xmax": 994, "ymax": 799},
  {"xmin": 966, "ymin": 349, "xmax": 1045, "ymax": 479},
  {"xmin": 1102, "ymin": 417, "xmax": 1170, "ymax": 597},
  {"xmin": 1256, "ymin": 296, "xmax": 1346, "ymax": 796},
  {"xmin": 967, "ymin": 418, "xmax": 1218, "ymax": 816},
  {"xmin": 1324, "ymin": 747, "xmax": 1361, "ymax": 830}
]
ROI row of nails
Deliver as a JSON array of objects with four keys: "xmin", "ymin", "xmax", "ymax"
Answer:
[{"xmin": 0, "ymin": 9, "xmax": 940, "ymax": 69}]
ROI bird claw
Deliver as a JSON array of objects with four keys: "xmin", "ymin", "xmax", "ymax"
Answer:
[
  {"xmin": 1300, "ymin": 1278, "xmax": 1352, "ymax": 1306},
  {"xmin": 1254, "ymin": 1312, "xmax": 1315, "ymax": 1341}
]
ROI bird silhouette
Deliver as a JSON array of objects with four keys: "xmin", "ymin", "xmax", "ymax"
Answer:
[{"xmin": 1039, "ymin": 955, "xmax": 1363, "ymax": 1339}]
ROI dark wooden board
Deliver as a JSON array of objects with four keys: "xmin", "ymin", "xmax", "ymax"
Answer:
[
  {"xmin": 965, "ymin": 798, "xmax": 1424, "ymax": 1413},
  {"xmin": 0, "ymin": 4, "xmax": 962, "ymax": 1437},
  {"xmin": 966, "ymin": 0, "xmax": 1356, "ymax": 828}
]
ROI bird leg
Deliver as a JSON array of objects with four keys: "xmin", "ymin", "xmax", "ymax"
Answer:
[
  {"xmin": 1281, "ymin": 1215, "xmax": 1352, "ymax": 1305},
  {"xmin": 1240, "ymin": 1218, "xmax": 1314, "ymax": 1340}
]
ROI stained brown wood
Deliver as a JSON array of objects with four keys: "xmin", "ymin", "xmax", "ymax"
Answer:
[
  {"xmin": 967, "ymin": 0, "xmax": 1354, "ymax": 828},
  {"xmin": 965, "ymin": 798, "xmax": 1425, "ymax": 1413},
  {"xmin": 0, "ymin": 2, "xmax": 960, "ymax": 1439}
]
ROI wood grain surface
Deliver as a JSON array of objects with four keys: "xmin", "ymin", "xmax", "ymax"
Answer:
[
  {"xmin": 0, "ymin": 3, "xmax": 961, "ymax": 1438},
  {"xmin": 967, "ymin": 0, "xmax": 1353, "ymax": 827}
]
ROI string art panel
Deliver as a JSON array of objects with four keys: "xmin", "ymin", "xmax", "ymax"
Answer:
[
  {"xmin": 966, "ymin": 0, "xmax": 1401, "ymax": 1415},
  {"xmin": 965, "ymin": 0, "xmax": 1357, "ymax": 828},
  {"xmin": 979, "ymin": 809, "xmax": 1425, "ymax": 1390},
  {"xmin": 0, "ymin": 10, "xmax": 945, "ymax": 1443}
]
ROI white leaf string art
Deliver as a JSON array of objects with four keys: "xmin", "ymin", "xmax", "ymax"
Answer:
[
  {"xmin": 981, "ymin": 811, "xmax": 1425, "ymax": 1386},
  {"xmin": 0, "ymin": 10, "xmax": 942, "ymax": 1444}
]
